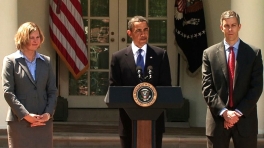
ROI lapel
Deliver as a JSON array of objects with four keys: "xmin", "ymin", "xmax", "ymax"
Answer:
[
  {"xmin": 35, "ymin": 58, "xmax": 45, "ymax": 83},
  {"xmin": 216, "ymin": 42, "xmax": 229, "ymax": 83},
  {"xmin": 234, "ymin": 40, "xmax": 247, "ymax": 86},
  {"xmin": 216, "ymin": 40, "xmax": 247, "ymax": 88},
  {"xmin": 16, "ymin": 58, "xmax": 36, "ymax": 86},
  {"xmin": 124, "ymin": 45, "xmax": 137, "ymax": 77},
  {"xmin": 124, "ymin": 44, "xmax": 155, "ymax": 77},
  {"xmin": 145, "ymin": 45, "xmax": 155, "ymax": 73}
]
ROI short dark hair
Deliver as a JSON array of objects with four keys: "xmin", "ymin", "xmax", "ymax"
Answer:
[
  {"xmin": 128, "ymin": 16, "xmax": 149, "ymax": 30},
  {"xmin": 220, "ymin": 10, "xmax": 240, "ymax": 26}
]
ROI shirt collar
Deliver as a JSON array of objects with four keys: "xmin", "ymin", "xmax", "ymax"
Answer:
[
  {"xmin": 14, "ymin": 50, "xmax": 45, "ymax": 61},
  {"xmin": 131, "ymin": 41, "xmax": 147, "ymax": 55},
  {"xmin": 224, "ymin": 39, "xmax": 240, "ymax": 51}
]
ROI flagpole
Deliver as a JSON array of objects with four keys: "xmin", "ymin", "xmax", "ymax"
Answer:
[
  {"xmin": 56, "ymin": 53, "xmax": 60, "ymax": 96},
  {"xmin": 177, "ymin": 53, "xmax": 180, "ymax": 86}
]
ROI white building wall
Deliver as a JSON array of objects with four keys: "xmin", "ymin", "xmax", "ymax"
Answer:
[
  {"xmin": 231, "ymin": 0, "xmax": 264, "ymax": 134},
  {"xmin": 0, "ymin": 0, "xmax": 17, "ymax": 129}
]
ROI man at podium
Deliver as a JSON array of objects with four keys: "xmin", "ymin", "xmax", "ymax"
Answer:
[{"xmin": 109, "ymin": 16, "xmax": 171, "ymax": 148}]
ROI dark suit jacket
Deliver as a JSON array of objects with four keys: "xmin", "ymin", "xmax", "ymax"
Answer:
[
  {"xmin": 110, "ymin": 44, "xmax": 171, "ymax": 136},
  {"xmin": 202, "ymin": 40, "xmax": 263, "ymax": 137}
]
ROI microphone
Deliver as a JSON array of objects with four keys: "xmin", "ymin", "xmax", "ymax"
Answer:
[
  {"xmin": 147, "ymin": 66, "xmax": 153, "ymax": 82},
  {"xmin": 136, "ymin": 66, "xmax": 143, "ymax": 82}
]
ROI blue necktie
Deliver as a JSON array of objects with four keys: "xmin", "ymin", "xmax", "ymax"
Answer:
[{"xmin": 137, "ymin": 49, "xmax": 144, "ymax": 73}]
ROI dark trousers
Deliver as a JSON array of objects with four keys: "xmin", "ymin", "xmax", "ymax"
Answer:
[
  {"xmin": 207, "ymin": 125, "xmax": 257, "ymax": 148},
  {"xmin": 120, "ymin": 133, "xmax": 163, "ymax": 148}
]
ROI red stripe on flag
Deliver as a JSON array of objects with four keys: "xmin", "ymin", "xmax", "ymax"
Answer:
[
  {"xmin": 50, "ymin": 2, "xmax": 87, "ymax": 64},
  {"xmin": 59, "ymin": 1, "xmax": 86, "ymax": 43},
  {"xmin": 49, "ymin": 0, "xmax": 89, "ymax": 79},
  {"xmin": 49, "ymin": 8, "xmax": 87, "ymax": 65},
  {"xmin": 49, "ymin": 27, "xmax": 80, "ymax": 74},
  {"xmin": 70, "ymin": 0, "xmax": 83, "ymax": 17}
]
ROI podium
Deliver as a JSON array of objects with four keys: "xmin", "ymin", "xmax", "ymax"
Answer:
[{"xmin": 105, "ymin": 86, "xmax": 184, "ymax": 148}]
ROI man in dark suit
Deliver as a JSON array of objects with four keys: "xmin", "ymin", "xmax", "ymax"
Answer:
[
  {"xmin": 109, "ymin": 16, "xmax": 171, "ymax": 148},
  {"xmin": 202, "ymin": 10, "xmax": 263, "ymax": 148}
]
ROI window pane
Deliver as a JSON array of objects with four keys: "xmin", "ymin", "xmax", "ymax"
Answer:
[
  {"xmin": 90, "ymin": 19, "xmax": 109, "ymax": 43},
  {"xmin": 148, "ymin": 0, "xmax": 167, "ymax": 17},
  {"xmin": 148, "ymin": 20, "xmax": 167, "ymax": 43},
  {"xmin": 97, "ymin": 47, "xmax": 109, "ymax": 69},
  {"xmin": 81, "ymin": 0, "xmax": 88, "ymax": 16},
  {"xmin": 127, "ymin": 0, "xmax": 146, "ymax": 17},
  {"xmin": 90, "ymin": 46, "xmax": 109, "ymax": 69},
  {"xmin": 83, "ymin": 19, "xmax": 89, "ymax": 43},
  {"xmin": 69, "ymin": 72, "xmax": 88, "ymax": 96},
  {"xmin": 90, "ymin": 72, "xmax": 109, "ymax": 95},
  {"xmin": 91, "ymin": 0, "xmax": 109, "ymax": 17}
]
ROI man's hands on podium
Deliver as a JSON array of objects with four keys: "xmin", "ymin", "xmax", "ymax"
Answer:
[
  {"xmin": 223, "ymin": 110, "xmax": 242, "ymax": 129},
  {"xmin": 23, "ymin": 113, "xmax": 51, "ymax": 127}
]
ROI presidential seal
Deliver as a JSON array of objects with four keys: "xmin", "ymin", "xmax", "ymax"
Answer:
[{"xmin": 133, "ymin": 82, "xmax": 157, "ymax": 107}]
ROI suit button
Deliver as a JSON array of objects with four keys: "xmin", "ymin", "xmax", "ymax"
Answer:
[{"xmin": 34, "ymin": 87, "xmax": 37, "ymax": 90}]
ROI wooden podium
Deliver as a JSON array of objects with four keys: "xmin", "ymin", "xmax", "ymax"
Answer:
[{"xmin": 105, "ymin": 86, "xmax": 184, "ymax": 148}]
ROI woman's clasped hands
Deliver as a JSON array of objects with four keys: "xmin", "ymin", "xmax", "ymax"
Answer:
[{"xmin": 24, "ymin": 113, "xmax": 50, "ymax": 127}]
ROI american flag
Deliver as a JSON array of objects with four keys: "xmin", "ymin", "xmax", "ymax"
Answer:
[{"xmin": 49, "ymin": 0, "xmax": 89, "ymax": 79}]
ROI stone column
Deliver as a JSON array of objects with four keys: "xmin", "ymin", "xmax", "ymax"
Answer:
[
  {"xmin": 0, "ymin": 0, "xmax": 17, "ymax": 129},
  {"xmin": 231, "ymin": 0, "xmax": 264, "ymax": 134}
]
